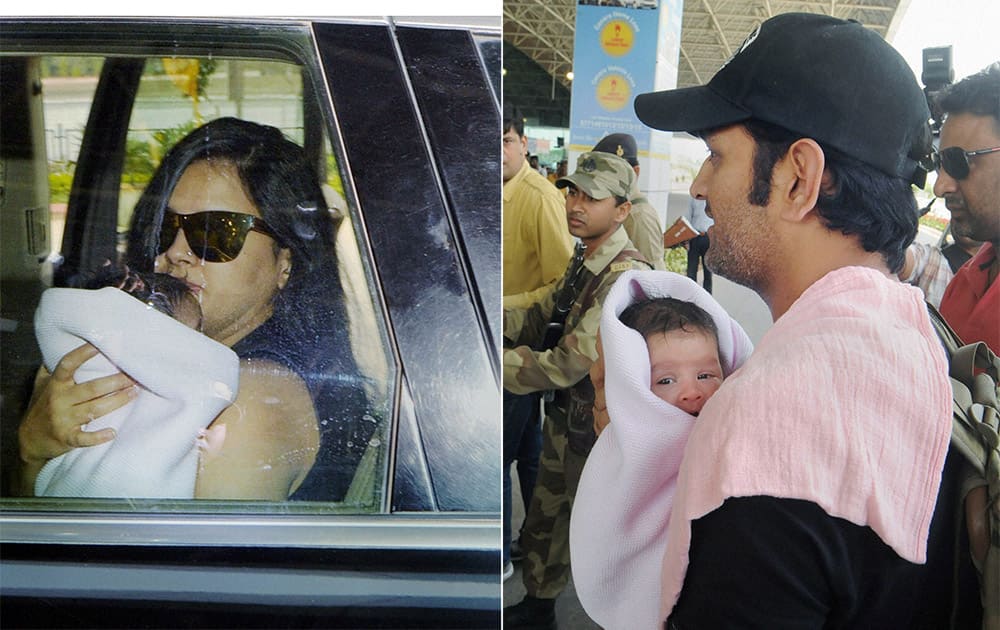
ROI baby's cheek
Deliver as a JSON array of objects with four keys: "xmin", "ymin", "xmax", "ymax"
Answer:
[{"xmin": 705, "ymin": 380, "xmax": 723, "ymax": 399}]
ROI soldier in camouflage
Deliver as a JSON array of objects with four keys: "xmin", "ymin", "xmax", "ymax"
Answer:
[
  {"xmin": 503, "ymin": 151, "xmax": 652, "ymax": 630},
  {"xmin": 593, "ymin": 133, "xmax": 666, "ymax": 270}
]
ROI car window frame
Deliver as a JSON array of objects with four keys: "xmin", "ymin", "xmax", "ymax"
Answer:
[{"xmin": 0, "ymin": 16, "xmax": 499, "ymax": 551}]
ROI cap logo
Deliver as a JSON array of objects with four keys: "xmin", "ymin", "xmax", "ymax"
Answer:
[
  {"xmin": 615, "ymin": 144, "xmax": 624, "ymax": 157},
  {"xmin": 581, "ymin": 157, "xmax": 597, "ymax": 172},
  {"xmin": 720, "ymin": 22, "xmax": 761, "ymax": 70}
]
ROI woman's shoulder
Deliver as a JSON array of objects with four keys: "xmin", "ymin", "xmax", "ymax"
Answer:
[
  {"xmin": 196, "ymin": 357, "xmax": 319, "ymax": 499},
  {"xmin": 237, "ymin": 358, "xmax": 314, "ymax": 416}
]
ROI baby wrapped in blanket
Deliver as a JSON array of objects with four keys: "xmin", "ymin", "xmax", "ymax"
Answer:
[
  {"xmin": 33, "ymin": 272, "xmax": 240, "ymax": 498},
  {"xmin": 569, "ymin": 270, "xmax": 754, "ymax": 629}
]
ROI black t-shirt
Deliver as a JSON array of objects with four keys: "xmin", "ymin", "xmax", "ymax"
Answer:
[{"xmin": 666, "ymin": 449, "xmax": 980, "ymax": 629}]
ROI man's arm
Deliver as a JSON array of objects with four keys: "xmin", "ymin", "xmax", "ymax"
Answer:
[
  {"xmin": 504, "ymin": 280, "xmax": 558, "ymax": 349},
  {"xmin": 503, "ymin": 277, "xmax": 603, "ymax": 395}
]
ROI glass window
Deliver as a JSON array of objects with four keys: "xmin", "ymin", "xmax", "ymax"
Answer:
[{"xmin": 1, "ymin": 50, "xmax": 393, "ymax": 513}]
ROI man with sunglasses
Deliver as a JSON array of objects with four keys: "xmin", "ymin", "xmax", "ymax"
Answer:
[{"xmin": 933, "ymin": 62, "xmax": 1000, "ymax": 354}]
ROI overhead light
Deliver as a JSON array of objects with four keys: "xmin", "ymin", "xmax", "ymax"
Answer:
[
  {"xmin": 566, "ymin": 71, "xmax": 574, "ymax": 81},
  {"xmin": 502, "ymin": 67, "xmax": 507, "ymax": 76}
]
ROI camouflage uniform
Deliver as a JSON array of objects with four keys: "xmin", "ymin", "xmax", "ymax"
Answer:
[
  {"xmin": 592, "ymin": 133, "xmax": 666, "ymax": 270},
  {"xmin": 503, "ymin": 151, "xmax": 652, "ymax": 602}
]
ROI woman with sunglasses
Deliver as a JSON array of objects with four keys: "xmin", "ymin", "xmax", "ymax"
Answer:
[{"xmin": 18, "ymin": 118, "xmax": 371, "ymax": 501}]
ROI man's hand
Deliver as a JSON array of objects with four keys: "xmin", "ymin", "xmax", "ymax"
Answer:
[{"xmin": 591, "ymin": 333, "xmax": 610, "ymax": 436}]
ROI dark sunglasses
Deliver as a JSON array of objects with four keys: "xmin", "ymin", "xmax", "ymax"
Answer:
[
  {"xmin": 158, "ymin": 210, "xmax": 281, "ymax": 263},
  {"xmin": 928, "ymin": 145, "xmax": 1000, "ymax": 181}
]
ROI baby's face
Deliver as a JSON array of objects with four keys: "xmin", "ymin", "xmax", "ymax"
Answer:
[
  {"xmin": 174, "ymin": 293, "xmax": 204, "ymax": 331},
  {"xmin": 647, "ymin": 329, "xmax": 723, "ymax": 416}
]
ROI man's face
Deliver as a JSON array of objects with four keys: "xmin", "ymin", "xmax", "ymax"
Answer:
[
  {"xmin": 502, "ymin": 128, "xmax": 527, "ymax": 182},
  {"xmin": 691, "ymin": 125, "xmax": 774, "ymax": 292},
  {"xmin": 565, "ymin": 185, "xmax": 627, "ymax": 245},
  {"xmin": 933, "ymin": 113, "xmax": 1000, "ymax": 244}
]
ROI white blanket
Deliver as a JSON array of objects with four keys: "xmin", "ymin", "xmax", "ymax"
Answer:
[
  {"xmin": 34, "ymin": 287, "xmax": 240, "ymax": 498},
  {"xmin": 569, "ymin": 270, "xmax": 754, "ymax": 629}
]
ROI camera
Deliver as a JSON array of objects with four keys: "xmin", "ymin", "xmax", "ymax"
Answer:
[{"xmin": 922, "ymin": 46, "xmax": 954, "ymax": 135}]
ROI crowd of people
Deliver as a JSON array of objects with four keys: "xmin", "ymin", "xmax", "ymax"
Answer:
[{"xmin": 504, "ymin": 11, "xmax": 998, "ymax": 630}]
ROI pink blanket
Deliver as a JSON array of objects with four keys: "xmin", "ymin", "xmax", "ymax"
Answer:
[{"xmin": 570, "ymin": 270, "xmax": 753, "ymax": 629}]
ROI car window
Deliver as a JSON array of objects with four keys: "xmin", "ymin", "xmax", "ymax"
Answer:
[
  {"xmin": 1, "ymin": 20, "xmax": 500, "ymax": 627},
  {"xmin": 1, "ymin": 44, "xmax": 393, "ymax": 513}
]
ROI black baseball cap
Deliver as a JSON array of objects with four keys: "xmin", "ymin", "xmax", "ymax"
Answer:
[
  {"xmin": 593, "ymin": 133, "xmax": 638, "ymax": 166},
  {"xmin": 634, "ymin": 13, "xmax": 931, "ymax": 186}
]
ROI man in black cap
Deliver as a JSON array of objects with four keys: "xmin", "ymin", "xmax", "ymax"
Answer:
[
  {"xmin": 592, "ymin": 133, "xmax": 666, "ymax": 269},
  {"xmin": 583, "ymin": 12, "xmax": 966, "ymax": 627}
]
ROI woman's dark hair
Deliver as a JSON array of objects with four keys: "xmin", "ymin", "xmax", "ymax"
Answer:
[
  {"xmin": 742, "ymin": 119, "xmax": 919, "ymax": 273},
  {"xmin": 619, "ymin": 297, "xmax": 719, "ymax": 348}
]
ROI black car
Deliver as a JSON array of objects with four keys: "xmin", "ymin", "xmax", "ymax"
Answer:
[{"xmin": 0, "ymin": 16, "xmax": 501, "ymax": 628}]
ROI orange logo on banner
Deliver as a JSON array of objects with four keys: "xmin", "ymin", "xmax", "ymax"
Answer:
[
  {"xmin": 600, "ymin": 20, "xmax": 634, "ymax": 57},
  {"xmin": 595, "ymin": 73, "xmax": 630, "ymax": 112}
]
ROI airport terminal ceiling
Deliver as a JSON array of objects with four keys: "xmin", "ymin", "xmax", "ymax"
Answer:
[{"xmin": 503, "ymin": 0, "xmax": 907, "ymax": 125}]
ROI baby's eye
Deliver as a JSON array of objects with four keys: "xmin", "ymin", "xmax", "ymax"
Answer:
[
  {"xmin": 697, "ymin": 373, "xmax": 719, "ymax": 380},
  {"xmin": 657, "ymin": 377, "xmax": 676, "ymax": 385}
]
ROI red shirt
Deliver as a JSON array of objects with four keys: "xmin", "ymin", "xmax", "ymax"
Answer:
[{"xmin": 940, "ymin": 242, "xmax": 1000, "ymax": 354}]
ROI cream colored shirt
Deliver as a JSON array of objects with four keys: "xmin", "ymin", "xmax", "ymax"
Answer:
[{"xmin": 625, "ymin": 195, "xmax": 665, "ymax": 270}]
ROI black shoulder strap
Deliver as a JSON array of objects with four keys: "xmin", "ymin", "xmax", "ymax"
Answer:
[{"xmin": 536, "ymin": 241, "xmax": 588, "ymax": 351}]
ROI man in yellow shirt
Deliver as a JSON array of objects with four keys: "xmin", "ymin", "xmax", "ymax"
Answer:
[
  {"xmin": 503, "ymin": 114, "xmax": 574, "ymax": 309},
  {"xmin": 503, "ymin": 107, "xmax": 575, "ymax": 579}
]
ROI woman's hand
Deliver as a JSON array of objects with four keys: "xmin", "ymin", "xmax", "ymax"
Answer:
[{"xmin": 18, "ymin": 343, "xmax": 136, "ymax": 468}]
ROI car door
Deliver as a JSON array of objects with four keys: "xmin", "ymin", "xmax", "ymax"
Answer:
[{"xmin": 0, "ymin": 17, "xmax": 501, "ymax": 628}]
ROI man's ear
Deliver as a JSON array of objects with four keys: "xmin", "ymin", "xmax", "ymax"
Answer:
[
  {"xmin": 276, "ymin": 248, "xmax": 293, "ymax": 290},
  {"xmin": 776, "ymin": 138, "xmax": 825, "ymax": 222},
  {"xmin": 615, "ymin": 200, "xmax": 632, "ymax": 223}
]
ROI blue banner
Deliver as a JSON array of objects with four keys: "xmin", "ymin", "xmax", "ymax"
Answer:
[{"xmin": 569, "ymin": 2, "xmax": 663, "ymax": 154}]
